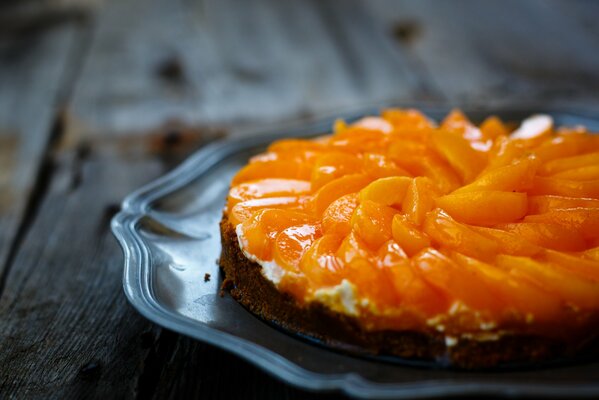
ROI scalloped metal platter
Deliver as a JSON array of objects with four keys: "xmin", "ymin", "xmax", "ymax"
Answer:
[{"xmin": 112, "ymin": 104, "xmax": 599, "ymax": 399}]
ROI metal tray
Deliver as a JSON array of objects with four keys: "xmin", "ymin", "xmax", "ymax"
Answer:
[{"xmin": 112, "ymin": 104, "xmax": 599, "ymax": 399}]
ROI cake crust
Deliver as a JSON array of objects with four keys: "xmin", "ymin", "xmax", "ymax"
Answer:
[{"xmin": 219, "ymin": 215, "xmax": 598, "ymax": 369}]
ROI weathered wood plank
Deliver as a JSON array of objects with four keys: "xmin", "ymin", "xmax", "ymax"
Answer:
[
  {"xmin": 366, "ymin": 0, "xmax": 599, "ymax": 106},
  {"xmin": 68, "ymin": 0, "xmax": 439, "ymax": 137},
  {"xmin": 0, "ymin": 140, "xmax": 338, "ymax": 399},
  {"xmin": 0, "ymin": 147, "xmax": 164, "ymax": 398},
  {"xmin": 0, "ymin": 21, "xmax": 83, "ymax": 293}
]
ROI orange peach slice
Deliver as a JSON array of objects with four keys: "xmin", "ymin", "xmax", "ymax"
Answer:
[
  {"xmin": 311, "ymin": 174, "xmax": 371, "ymax": 214},
  {"xmin": 300, "ymin": 234, "xmax": 345, "ymax": 288},
  {"xmin": 423, "ymin": 209, "xmax": 499, "ymax": 260},
  {"xmin": 388, "ymin": 260, "xmax": 450, "ymax": 317},
  {"xmin": 274, "ymin": 224, "xmax": 321, "ymax": 272},
  {"xmin": 470, "ymin": 226, "xmax": 542, "ymax": 257},
  {"xmin": 351, "ymin": 200, "xmax": 399, "ymax": 249},
  {"xmin": 539, "ymin": 151, "xmax": 599, "ymax": 176},
  {"xmin": 524, "ymin": 208, "xmax": 599, "ymax": 240},
  {"xmin": 391, "ymin": 214, "xmax": 431, "ymax": 256},
  {"xmin": 232, "ymin": 159, "xmax": 311, "ymax": 185},
  {"xmin": 435, "ymin": 191, "xmax": 528, "ymax": 226},
  {"xmin": 363, "ymin": 153, "xmax": 411, "ymax": 179},
  {"xmin": 496, "ymin": 255, "xmax": 599, "ymax": 309},
  {"xmin": 453, "ymin": 156, "xmax": 538, "ymax": 194},
  {"xmin": 441, "ymin": 109, "xmax": 482, "ymax": 141},
  {"xmin": 377, "ymin": 240, "xmax": 408, "ymax": 267},
  {"xmin": 531, "ymin": 176, "xmax": 599, "ymax": 198},
  {"xmin": 412, "ymin": 249, "xmax": 503, "ymax": 314},
  {"xmin": 402, "ymin": 177, "xmax": 439, "ymax": 226},
  {"xmin": 322, "ymin": 193, "xmax": 360, "ymax": 236},
  {"xmin": 480, "ymin": 116, "xmax": 510, "ymax": 139},
  {"xmin": 528, "ymin": 195, "xmax": 599, "ymax": 214},
  {"xmin": 311, "ymin": 152, "xmax": 363, "ymax": 190},
  {"xmin": 543, "ymin": 250, "xmax": 599, "ymax": 282},
  {"xmin": 431, "ymin": 130, "xmax": 485, "ymax": 183},
  {"xmin": 496, "ymin": 222, "xmax": 587, "ymax": 252},
  {"xmin": 336, "ymin": 230, "xmax": 373, "ymax": 264},
  {"xmin": 230, "ymin": 196, "xmax": 306, "ymax": 225},
  {"xmin": 228, "ymin": 179, "xmax": 311, "ymax": 208},
  {"xmin": 359, "ymin": 176, "xmax": 412, "ymax": 207},
  {"xmin": 552, "ymin": 165, "xmax": 599, "ymax": 181},
  {"xmin": 451, "ymin": 252, "xmax": 563, "ymax": 321},
  {"xmin": 345, "ymin": 258, "xmax": 399, "ymax": 307},
  {"xmin": 239, "ymin": 209, "xmax": 317, "ymax": 261}
]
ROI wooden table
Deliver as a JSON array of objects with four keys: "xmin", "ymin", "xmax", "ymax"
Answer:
[{"xmin": 1, "ymin": 0, "xmax": 598, "ymax": 398}]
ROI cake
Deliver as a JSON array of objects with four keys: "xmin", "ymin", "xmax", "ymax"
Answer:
[{"xmin": 219, "ymin": 109, "xmax": 599, "ymax": 368}]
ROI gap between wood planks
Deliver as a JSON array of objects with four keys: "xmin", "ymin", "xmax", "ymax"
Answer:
[{"xmin": 0, "ymin": 14, "xmax": 93, "ymax": 300}]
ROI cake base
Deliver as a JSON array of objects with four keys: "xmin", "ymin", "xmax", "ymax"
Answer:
[{"xmin": 219, "ymin": 215, "xmax": 595, "ymax": 369}]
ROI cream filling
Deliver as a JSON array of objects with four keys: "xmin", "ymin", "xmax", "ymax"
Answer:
[
  {"xmin": 236, "ymin": 224, "xmax": 359, "ymax": 316},
  {"xmin": 236, "ymin": 224, "xmax": 503, "ymax": 342}
]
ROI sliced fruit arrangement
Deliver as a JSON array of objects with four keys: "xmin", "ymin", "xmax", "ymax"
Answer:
[{"xmin": 226, "ymin": 109, "xmax": 599, "ymax": 334}]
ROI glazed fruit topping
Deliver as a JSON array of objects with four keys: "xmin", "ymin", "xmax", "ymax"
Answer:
[{"xmin": 228, "ymin": 109, "xmax": 599, "ymax": 333}]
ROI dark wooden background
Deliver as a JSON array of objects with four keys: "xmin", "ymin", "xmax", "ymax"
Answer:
[{"xmin": 0, "ymin": 0, "xmax": 598, "ymax": 398}]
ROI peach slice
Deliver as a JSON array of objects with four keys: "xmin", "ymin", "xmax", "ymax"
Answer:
[
  {"xmin": 322, "ymin": 193, "xmax": 360, "ymax": 236},
  {"xmin": 273, "ymin": 224, "xmax": 321, "ymax": 272},
  {"xmin": 377, "ymin": 240, "xmax": 408, "ymax": 267},
  {"xmin": 530, "ymin": 176, "xmax": 599, "ymax": 198},
  {"xmin": 351, "ymin": 200, "xmax": 399, "ymax": 249},
  {"xmin": 496, "ymin": 255, "xmax": 599, "ymax": 309},
  {"xmin": 239, "ymin": 209, "xmax": 317, "ymax": 261},
  {"xmin": 311, "ymin": 152, "xmax": 363, "ymax": 190},
  {"xmin": 268, "ymin": 139, "xmax": 325, "ymax": 153},
  {"xmin": 485, "ymin": 136, "xmax": 528, "ymax": 170},
  {"xmin": 543, "ymin": 250, "xmax": 599, "ymax": 282},
  {"xmin": 435, "ymin": 191, "xmax": 528, "ymax": 226},
  {"xmin": 359, "ymin": 176, "xmax": 412, "ymax": 207},
  {"xmin": 453, "ymin": 156, "xmax": 538, "ymax": 194},
  {"xmin": 451, "ymin": 252, "xmax": 563, "ymax": 321},
  {"xmin": 470, "ymin": 226, "xmax": 542, "ymax": 257},
  {"xmin": 480, "ymin": 116, "xmax": 510, "ymax": 139},
  {"xmin": 345, "ymin": 258, "xmax": 399, "ymax": 307},
  {"xmin": 527, "ymin": 195, "xmax": 599, "ymax": 214},
  {"xmin": 230, "ymin": 196, "xmax": 306, "ymax": 225},
  {"xmin": 524, "ymin": 208, "xmax": 599, "ymax": 240},
  {"xmin": 423, "ymin": 209, "xmax": 499, "ymax": 260},
  {"xmin": 329, "ymin": 128, "xmax": 389, "ymax": 153},
  {"xmin": 300, "ymin": 234, "xmax": 345, "ymax": 288},
  {"xmin": 232, "ymin": 159, "xmax": 312, "ymax": 185},
  {"xmin": 441, "ymin": 109, "xmax": 482, "ymax": 141},
  {"xmin": 552, "ymin": 165, "xmax": 599, "ymax": 181},
  {"xmin": 382, "ymin": 108, "xmax": 434, "ymax": 140},
  {"xmin": 402, "ymin": 177, "xmax": 440, "ymax": 226},
  {"xmin": 363, "ymin": 153, "xmax": 411, "ymax": 179},
  {"xmin": 388, "ymin": 260, "xmax": 450, "ymax": 317},
  {"xmin": 538, "ymin": 151, "xmax": 599, "ymax": 176},
  {"xmin": 412, "ymin": 249, "xmax": 503, "ymax": 314},
  {"xmin": 336, "ymin": 230, "xmax": 373, "ymax": 264},
  {"xmin": 227, "ymin": 179, "xmax": 311, "ymax": 208},
  {"xmin": 311, "ymin": 174, "xmax": 371, "ymax": 214},
  {"xmin": 533, "ymin": 135, "xmax": 594, "ymax": 163},
  {"xmin": 496, "ymin": 222, "xmax": 587, "ymax": 252},
  {"xmin": 391, "ymin": 214, "xmax": 431, "ymax": 256},
  {"xmin": 431, "ymin": 130, "xmax": 485, "ymax": 183}
]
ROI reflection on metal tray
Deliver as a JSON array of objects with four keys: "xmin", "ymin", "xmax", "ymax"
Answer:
[{"xmin": 112, "ymin": 104, "xmax": 599, "ymax": 399}]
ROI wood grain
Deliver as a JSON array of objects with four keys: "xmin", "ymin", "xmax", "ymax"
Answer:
[
  {"xmin": 0, "ymin": 0, "xmax": 599, "ymax": 398},
  {"xmin": 366, "ymin": 0, "xmax": 599, "ymax": 106},
  {"xmin": 0, "ymin": 21, "xmax": 84, "ymax": 294}
]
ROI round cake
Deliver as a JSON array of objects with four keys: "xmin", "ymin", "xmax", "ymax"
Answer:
[{"xmin": 219, "ymin": 109, "xmax": 599, "ymax": 368}]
